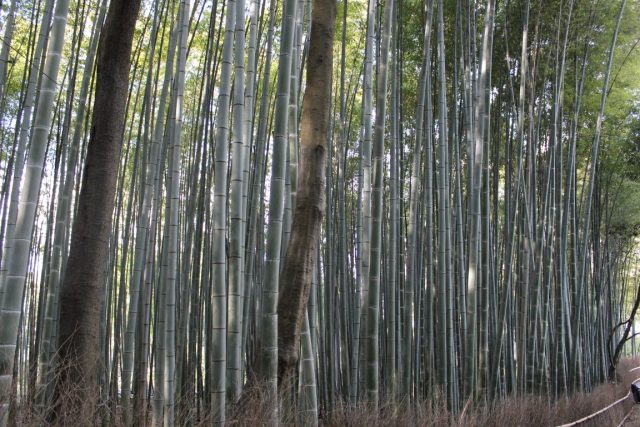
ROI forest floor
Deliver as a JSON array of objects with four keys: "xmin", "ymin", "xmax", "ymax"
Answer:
[
  {"xmin": 624, "ymin": 408, "xmax": 640, "ymax": 425},
  {"xmin": 10, "ymin": 358, "xmax": 640, "ymax": 426},
  {"xmin": 298, "ymin": 357, "xmax": 640, "ymax": 427}
]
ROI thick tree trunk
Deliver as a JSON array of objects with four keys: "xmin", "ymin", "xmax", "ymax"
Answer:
[
  {"xmin": 277, "ymin": 0, "xmax": 336, "ymax": 387},
  {"xmin": 54, "ymin": 0, "xmax": 141, "ymax": 420}
]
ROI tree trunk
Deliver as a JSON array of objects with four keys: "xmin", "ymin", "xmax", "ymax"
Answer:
[
  {"xmin": 54, "ymin": 0, "xmax": 141, "ymax": 420},
  {"xmin": 277, "ymin": 0, "xmax": 336, "ymax": 387}
]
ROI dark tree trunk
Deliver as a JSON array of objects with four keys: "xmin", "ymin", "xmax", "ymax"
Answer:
[
  {"xmin": 608, "ymin": 284, "xmax": 640, "ymax": 380},
  {"xmin": 54, "ymin": 0, "xmax": 141, "ymax": 420},
  {"xmin": 277, "ymin": 0, "xmax": 337, "ymax": 387}
]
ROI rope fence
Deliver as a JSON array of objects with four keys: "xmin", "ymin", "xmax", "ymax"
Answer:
[{"xmin": 556, "ymin": 371, "xmax": 640, "ymax": 427}]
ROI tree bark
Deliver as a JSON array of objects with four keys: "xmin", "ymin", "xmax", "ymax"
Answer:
[
  {"xmin": 608, "ymin": 283, "xmax": 640, "ymax": 380},
  {"xmin": 54, "ymin": 0, "xmax": 141, "ymax": 420},
  {"xmin": 277, "ymin": 0, "xmax": 336, "ymax": 387}
]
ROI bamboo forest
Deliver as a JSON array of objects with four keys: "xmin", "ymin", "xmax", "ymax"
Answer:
[{"xmin": 2, "ymin": 0, "xmax": 640, "ymax": 425}]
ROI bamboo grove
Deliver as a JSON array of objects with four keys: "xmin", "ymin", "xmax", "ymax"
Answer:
[{"xmin": 1, "ymin": 0, "xmax": 640, "ymax": 424}]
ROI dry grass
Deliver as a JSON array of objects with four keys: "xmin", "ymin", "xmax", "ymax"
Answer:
[
  {"xmin": 304, "ymin": 357, "xmax": 640, "ymax": 427},
  {"xmin": 8, "ymin": 357, "xmax": 640, "ymax": 426},
  {"xmin": 8, "ymin": 356, "xmax": 125, "ymax": 427},
  {"xmin": 468, "ymin": 357, "xmax": 640, "ymax": 427},
  {"xmin": 230, "ymin": 357, "xmax": 640, "ymax": 427}
]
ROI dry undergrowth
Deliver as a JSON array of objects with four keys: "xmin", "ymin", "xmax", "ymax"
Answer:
[
  {"xmin": 8, "ymin": 357, "xmax": 640, "ymax": 426},
  {"xmin": 314, "ymin": 357, "xmax": 640, "ymax": 427}
]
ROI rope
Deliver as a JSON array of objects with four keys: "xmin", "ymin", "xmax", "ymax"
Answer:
[
  {"xmin": 557, "ymin": 391, "xmax": 631, "ymax": 427},
  {"xmin": 556, "ymin": 373, "xmax": 640, "ymax": 427}
]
